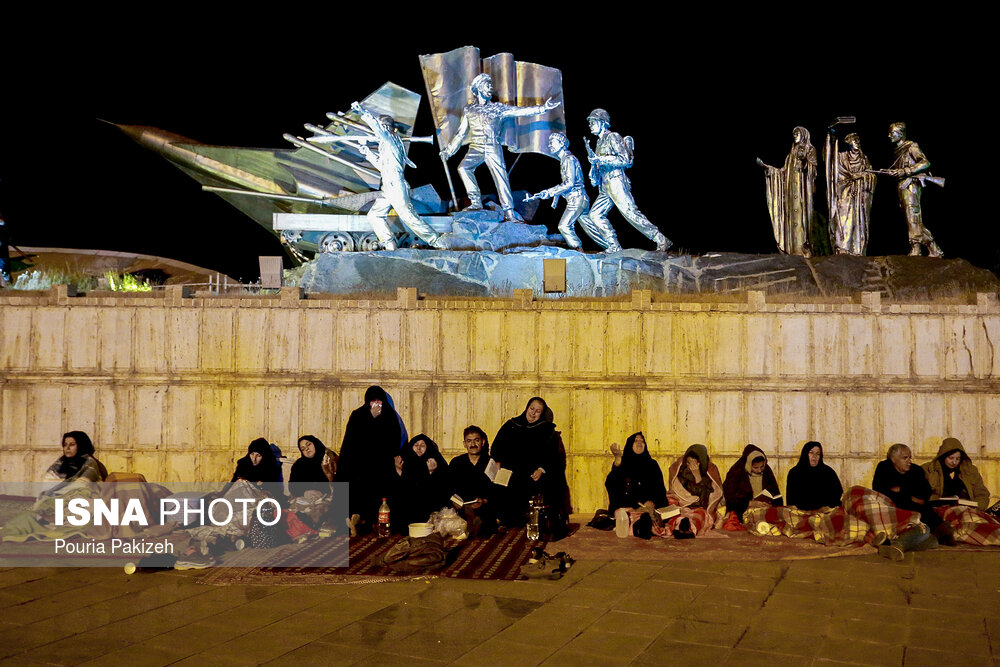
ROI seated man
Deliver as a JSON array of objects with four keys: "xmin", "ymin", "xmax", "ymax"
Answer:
[
  {"xmin": 871, "ymin": 443, "xmax": 947, "ymax": 558},
  {"xmin": 447, "ymin": 426, "xmax": 497, "ymax": 538}
]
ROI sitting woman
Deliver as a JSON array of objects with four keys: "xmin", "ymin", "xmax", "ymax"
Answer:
[
  {"xmin": 231, "ymin": 438, "xmax": 282, "ymax": 486},
  {"xmin": 289, "ymin": 435, "xmax": 336, "ymax": 496},
  {"xmin": 786, "ymin": 441, "xmax": 844, "ymax": 511},
  {"xmin": 722, "ymin": 444, "xmax": 782, "ymax": 521},
  {"xmin": 920, "ymin": 437, "xmax": 1000, "ymax": 547},
  {"xmin": 1, "ymin": 431, "xmax": 109, "ymax": 543},
  {"xmin": 392, "ymin": 434, "xmax": 450, "ymax": 532},
  {"xmin": 662, "ymin": 444, "xmax": 725, "ymax": 536},
  {"xmin": 606, "ymin": 432, "xmax": 667, "ymax": 515},
  {"xmin": 448, "ymin": 426, "xmax": 498, "ymax": 538},
  {"xmin": 492, "ymin": 397, "xmax": 570, "ymax": 537}
]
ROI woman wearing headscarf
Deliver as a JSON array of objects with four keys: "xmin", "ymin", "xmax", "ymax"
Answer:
[
  {"xmin": 231, "ymin": 438, "xmax": 282, "ymax": 485},
  {"xmin": 758, "ymin": 125, "xmax": 821, "ymax": 256},
  {"xmin": 448, "ymin": 426, "xmax": 497, "ymax": 538},
  {"xmin": 492, "ymin": 397, "xmax": 570, "ymax": 536},
  {"xmin": 605, "ymin": 432, "xmax": 667, "ymax": 514},
  {"xmin": 1, "ymin": 431, "xmax": 109, "ymax": 543},
  {"xmin": 722, "ymin": 444, "xmax": 782, "ymax": 521},
  {"xmin": 335, "ymin": 385, "xmax": 403, "ymax": 534},
  {"xmin": 920, "ymin": 437, "xmax": 1000, "ymax": 546},
  {"xmin": 392, "ymin": 434, "xmax": 449, "ymax": 531},
  {"xmin": 661, "ymin": 444, "xmax": 725, "ymax": 536},
  {"xmin": 786, "ymin": 441, "xmax": 844, "ymax": 511},
  {"xmin": 289, "ymin": 435, "xmax": 336, "ymax": 494}
]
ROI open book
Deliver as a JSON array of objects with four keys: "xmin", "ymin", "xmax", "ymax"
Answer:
[
  {"xmin": 936, "ymin": 496, "xmax": 978, "ymax": 507},
  {"xmin": 656, "ymin": 506, "xmax": 681, "ymax": 520},
  {"xmin": 450, "ymin": 494, "xmax": 478, "ymax": 507},
  {"xmin": 756, "ymin": 489, "xmax": 782, "ymax": 501},
  {"xmin": 485, "ymin": 459, "xmax": 513, "ymax": 487}
]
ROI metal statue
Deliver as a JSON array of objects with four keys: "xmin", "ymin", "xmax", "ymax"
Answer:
[
  {"xmin": 525, "ymin": 133, "xmax": 621, "ymax": 252},
  {"xmin": 826, "ymin": 131, "xmax": 876, "ymax": 255},
  {"xmin": 439, "ymin": 73, "xmax": 561, "ymax": 222},
  {"xmin": 758, "ymin": 126, "xmax": 818, "ymax": 256},
  {"xmin": 875, "ymin": 122, "xmax": 944, "ymax": 257},
  {"xmin": 581, "ymin": 109, "xmax": 670, "ymax": 252},
  {"xmin": 350, "ymin": 102, "xmax": 444, "ymax": 250}
]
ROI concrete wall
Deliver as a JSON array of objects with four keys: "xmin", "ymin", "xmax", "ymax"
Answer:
[{"xmin": 2, "ymin": 285, "xmax": 999, "ymax": 512}]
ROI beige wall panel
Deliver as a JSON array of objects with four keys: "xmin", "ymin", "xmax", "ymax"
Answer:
[
  {"xmin": 32, "ymin": 309, "xmax": 65, "ymax": 369},
  {"xmin": 132, "ymin": 452, "xmax": 164, "ymax": 483},
  {"xmin": 471, "ymin": 312, "xmax": 503, "ymax": 374},
  {"xmin": 165, "ymin": 386, "xmax": 198, "ymax": 448},
  {"xmin": 439, "ymin": 311, "xmax": 470, "ymax": 372},
  {"xmin": 335, "ymin": 311, "xmax": 370, "ymax": 372},
  {"xmin": 405, "ymin": 311, "xmax": 439, "ymax": 372},
  {"xmin": 674, "ymin": 392, "xmax": 709, "ymax": 451},
  {"xmin": 235, "ymin": 310, "xmax": 268, "ymax": 371},
  {"xmin": 845, "ymin": 316, "xmax": 874, "ymax": 376},
  {"xmin": 673, "ymin": 314, "xmax": 709, "ymax": 376},
  {"xmin": 298, "ymin": 389, "xmax": 332, "ymax": 444},
  {"xmin": 505, "ymin": 312, "xmax": 537, "ymax": 373},
  {"xmin": 745, "ymin": 315, "xmax": 774, "ymax": 376},
  {"xmin": 402, "ymin": 388, "xmax": 430, "ymax": 443},
  {"xmin": 810, "ymin": 315, "xmax": 842, "ymax": 376},
  {"xmin": 97, "ymin": 386, "xmax": 132, "ymax": 448},
  {"xmin": 574, "ymin": 312, "xmax": 606, "ymax": 375},
  {"xmin": 746, "ymin": 393, "xmax": 778, "ymax": 456},
  {"xmin": 569, "ymin": 389, "xmax": 604, "ymax": 454},
  {"xmin": 913, "ymin": 394, "xmax": 946, "ymax": 457},
  {"xmin": 266, "ymin": 387, "xmax": 300, "ymax": 450},
  {"xmin": 469, "ymin": 389, "xmax": 504, "ymax": 442},
  {"xmin": 0, "ymin": 451, "xmax": 28, "ymax": 485},
  {"xmin": 200, "ymin": 387, "xmax": 232, "ymax": 451},
  {"xmin": 811, "ymin": 393, "xmax": 847, "ymax": 456},
  {"xmin": 269, "ymin": 310, "xmax": 301, "ymax": 372},
  {"xmin": 571, "ymin": 455, "xmax": 610, "ymax": 513},
  {"xmin": 440, "ymin": 390, "xmax": 471, "ymax": 457},
  {"xmin": 943, "ymin": 317, "xmax": 974, "ymax": 379},
  {"xmin": 880, "ymin": 394, "xmax": 914, "ymax": 452},
  {"xmin": 134, "ymin": 309, "xmax": 167, "ymax": 372},
  {"xmin": 641, "ymin": 313, "xmax": 674, "ymax": 375},
  {"xmin": 710, "ymin": 314, "xmax": 743, "ymax": 376},
  {"xmin": 777, "ymin": 315, "xmax": 810, "ymax": 376},
  {"xmin": 846, "ymin": 392, "xmax": 878, "ymax": 455},
  {"xmin": 779, "ymin": 393, "xmax": 809, "ymax": 455},
  {"xmin": 947, "ymin": 394, "xmax": 981, "ymax": 454},
  {"xmin": 167, "ymin": 451, "xmax": 198, "ymax": 483},
  {"xmin": 99, "ymin": 308, "xmax": 134, "ymax": 371},
  {"xmin": 607, "ymin": 312, "xmax": 638, "ymax": 375},
  {"xmin": 62, "ymin": 385, "xmax": 98, "ymax": 437},
  {"xmin": 1, "ymin": 387, "xmax": 28, "ymax": 445},
  {"xmin": 200, "ymin": 310, "xmax": 234, "ymax": 372},
  {"xmin": 604, "ymin": 390, "xmax": 639, "ymax": 452},
  {"xmin": 102, "ymin": 450, "xmax": 132, "ymax": 477},
  {"xmin": 538, "ymin": 312, "xmax": 573, "ymax": 374},
  {"xmin": 301, "ymin": 311, "xmax": 335, "ymax": 371},
  {"xmin": 842, "ymin": 458, "xmax": 879, "ymax": 491},
  {"xmin": 709, "ymin": 392, "xmax": 744, "ymax": 456},
  {"xmin": 979, "ymin": 463, "xmax": 1000, "ymax": 504},
  {"xmin": 372, "ymin": 310, "xmax": 402, "ymax": 372},
  {"xmin": 66, "ymin": 308, "xmax": 99, "ymax": 370},
  {"xmin": 878, "ymin": 317, "xmax": 911, "ymax": 377},
  {"xmin": 984, "ymin": 396, "xmax": 1000, "ymax": 458},
  {"xmin": 133, "ymin": 387, "xmax": 165, "ymax": 448},
  {"xmin": 985, "ymin": 317, "xmax": 1000, "ymax": 377},
  {"xmin": 233, "ymin": 387, "xmax": 267, "ymax": 448},
  {"xmin": 28, "ymin": 386, "xmax": 62, "ymax": 448},
  {"xmin": 0, "ymin": 309, "xmax": 32, "ymax": 369},
  {"xmin": 202, "ymin": 450, "xmax": 239, "ymax": 483},
  {"xmin": 166, "ymin": 309, "xmax": 200, "ymax": 371},
  {"xmin": 912, "ymin": 318, "xmax": 943, "ymax": 378}
]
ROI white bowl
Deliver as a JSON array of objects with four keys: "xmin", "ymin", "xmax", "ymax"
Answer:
[{"xmin": 408, "ymin": 522, "xmax": 434, "ymax": 538}]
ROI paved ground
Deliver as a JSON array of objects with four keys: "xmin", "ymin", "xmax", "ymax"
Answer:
[{"xmin": 1, "ymin": 547, "xmax": 998, "ymax": 666}]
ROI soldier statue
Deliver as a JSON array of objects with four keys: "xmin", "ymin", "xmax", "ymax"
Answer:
[
  {"xmin": 581, "ymin": 109, "xmax": 671, "ymax": 252},
  {"xmin": 884, "ymin": 122, "xmax": 944, "ymax": 257},
  {"xmin": 351, "ymin": 102, "xmax": 444, "ymax": 250},
  {"xmin": 526, "ymin": 132, "xmax": 621, "ymax": 252},
  {"xmin": 440, "ymin": 73, "xmax": 561, "ymax": 222}
]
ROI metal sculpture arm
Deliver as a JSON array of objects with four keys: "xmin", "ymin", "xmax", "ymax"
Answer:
[
  {"xmin": 501, "ymin": 97, "xmax": 561, "ymax": 119},
  {"xmin": 440, "ymin": 111, "xmax": 470, "ymax": 159}
]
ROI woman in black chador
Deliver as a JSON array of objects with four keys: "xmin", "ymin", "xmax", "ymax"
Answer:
[
  {"xmin": 393, "ymin": 434, "xmax": 450, "ymax": 531},
  {"xmin": 491, "ymin": 397, "xmax": 570, "ymax": 536},
  {"xmin": 785, "ymin": 441, "xmax": 844, "ymax": 511},
  {"xmin": 335, "ymin": 386, "xmax": 402, "ymax": 534},
  {"xmin": 605, "ymin": 432, "xmax": 667, "ymax": 513}
]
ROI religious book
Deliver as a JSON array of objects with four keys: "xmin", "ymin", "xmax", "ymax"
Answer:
[
  {"xmin": 656, "ymin": 506, "xmax": 681, "ymax": 520},
  {"xmin": 757, "ymin": 489, "xmax": 782, "ymax": 501},
  {"xmin": 485, "ymin": 459, "xmax": 512, "ymax": 487},
  {"xmin": 936, "ymin": 496, "xmax": 977, "ymax": 507},
  {"xmin": 450, "ymin": 494, "xmax": 478, "ymax": 507}
]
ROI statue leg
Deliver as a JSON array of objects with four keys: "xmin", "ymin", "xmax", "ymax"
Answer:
[
  {"xmin": 366, "ymin": 197, "xmax": 397, "ymax": 250},
  {"xmin": 556, "ymin": 199, "xmax": 583, "ymax": 250},
  {"xmin": 482, "ymin": 145, "xmax": 522, "ymax": 222},
  {"xmin": 574, "ymin": 192, "xmax": 621, "ymax": 252},
  {"xmin": 386, "ymin": 182, "xmax": 441, "ymax": 248},
  {"xmin": 457, "ymin": 147, "xmax": 486, "ymax": 210},
  {"xmin": 900, "ymin": 184, "xmax": 940, "ymax": 256},
  {"xmin": 607, "ymin": 178, "xmax": 672, "ymax": 251}
]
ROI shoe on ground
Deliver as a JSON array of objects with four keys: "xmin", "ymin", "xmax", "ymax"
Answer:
[{"xmin": 878, "ymin": 541, "xmax": 905, "ymax": 561}]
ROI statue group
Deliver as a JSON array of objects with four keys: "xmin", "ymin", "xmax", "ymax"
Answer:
[{"xmin": 759, "ymin": 122, "xmax": 945, "ymax": 258}]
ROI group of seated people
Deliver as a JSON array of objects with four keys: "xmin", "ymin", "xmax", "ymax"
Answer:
[
  {"xmin": 604, "ymin": 433, "xmax": 999, "ymax": 557},
  {"xmin": 4, "ymin": 387, "xmax": 997, "ymax": 562}
]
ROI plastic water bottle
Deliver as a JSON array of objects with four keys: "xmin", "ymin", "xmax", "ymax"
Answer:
[
  {"xmin": 615, "ymin": 508, "xmax": 630, "ymax": 538},
  {"xmin": 377, "ymin": 498, "xmax": 391, "ymax": 537}
]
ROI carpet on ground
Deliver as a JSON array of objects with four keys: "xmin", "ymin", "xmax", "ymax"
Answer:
[{"xmin": 197, "ymin": 528, "xmax": 538, "ymax": 585}]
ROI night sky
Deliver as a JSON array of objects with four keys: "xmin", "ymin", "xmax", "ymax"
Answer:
[{"xmin": 1, "ymin": 19, "xmax": 991, "ymax": 283}]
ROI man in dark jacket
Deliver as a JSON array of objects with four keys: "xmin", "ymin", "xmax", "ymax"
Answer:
[{"xmin": 872, "ymin": 444, "xmax": 952, "ymax": 558}]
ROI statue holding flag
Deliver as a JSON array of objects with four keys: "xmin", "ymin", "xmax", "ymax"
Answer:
[{"xmin": 439, "ymin": 73, "xmax": 560, "ymax": 222}]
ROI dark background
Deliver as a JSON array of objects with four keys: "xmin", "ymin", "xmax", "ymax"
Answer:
[{"xmin": 1, "ymin": 18, "xmax": 992, "ymax": 282}]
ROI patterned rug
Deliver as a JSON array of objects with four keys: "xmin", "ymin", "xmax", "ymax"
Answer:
[{"xmin": 197, "ymin": 528, "xmax": 538, "ymax": 586}]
